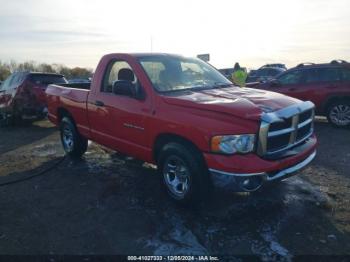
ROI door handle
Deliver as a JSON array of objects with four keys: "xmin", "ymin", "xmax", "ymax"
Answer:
[{"xmin": 95, "ymin": 100, "xmax": 105, "ymax": 107}]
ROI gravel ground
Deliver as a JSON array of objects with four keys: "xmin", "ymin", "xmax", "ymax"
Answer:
[{"xmin": 0, "ymin": 118, "xmax": 349, "ymax": 260}]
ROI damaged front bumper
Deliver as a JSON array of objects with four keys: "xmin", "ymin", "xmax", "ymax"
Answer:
[{"xmin": 209, "ymin": 150, "xmax": 316, "ymax": 192}]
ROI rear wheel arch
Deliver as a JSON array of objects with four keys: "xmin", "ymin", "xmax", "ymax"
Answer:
[
  {"xmin": 57, "ymin": 107, "xmax": 82, "ymax": 135},
  {"xmin": 59, "ymin": 116, "xmax": 88, "ymax": 158},
  {"xmin": 57, "ymin": 107, "xmax": 73, "ymax": 123},
  {"xmin": 323, "ymin": 95, "xmax": 350, "ymax": 113},
  {"xmin": 324, "ymin": 96, "xmax": 350, "ymax": 127}
]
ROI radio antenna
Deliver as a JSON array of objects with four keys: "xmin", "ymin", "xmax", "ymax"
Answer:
[{"xmin": 151, "ymin": 36, "xmax": 153, "ymax": 53}]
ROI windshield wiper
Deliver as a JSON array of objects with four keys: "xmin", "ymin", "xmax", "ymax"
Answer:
[
  {"xmin": 189, "ymin": 85, "xmax": 215, "ymax": 91},
  {"xmin": 213, "ymin": 82, "xmax": 234, "ymax": 88},
  {"xmin": 161, "ymin": 82, "xmax": 233, "ymax": 93}
]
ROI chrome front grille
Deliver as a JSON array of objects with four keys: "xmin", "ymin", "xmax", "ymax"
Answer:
[{"xmin": 257, "ymin": 101, "xmax": 315, "ymax": 157}]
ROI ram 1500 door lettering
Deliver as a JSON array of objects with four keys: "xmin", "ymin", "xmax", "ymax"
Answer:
[{"xmin": 46, "ymin": 53, "xmax": 317, "ymax": 204}]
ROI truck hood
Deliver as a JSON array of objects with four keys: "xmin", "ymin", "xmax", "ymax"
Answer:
[{"xmin": 162, "ymin": 87, "xmax": 300, "ymax": 121}]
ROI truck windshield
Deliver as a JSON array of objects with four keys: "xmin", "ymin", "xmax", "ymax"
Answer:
[{"xmin": 138, "ymin": 55, "xmax": 232, "ymax": 93}]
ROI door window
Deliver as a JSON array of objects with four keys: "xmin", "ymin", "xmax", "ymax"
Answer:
[
  {"xmin": 0, "ymin": 78, "xmax": 10, "ymax": 91},
  {"xmin": 303, "ymin": 68, "xmax": 341, "ymax": 84},
  {"xmin": 318, "ymin": 68, "xmax": 341, "ymax": 82},
  {"xmin": 11, "ymin": 72, "xmax": 26, "ymax": 88},
  {"xmin": 256, "ymin": 68, "xmax": 268, "ymax": 76},
  {"xmin": 304, "ymin": 69, "xmax": 319, "ymax": 83},
  {"xmin": 102, "ymin": 60, "xmax": 137, "ymax": 94},
  {"xmin": 268, "ymin": 69, "xmax": 280, "ymax": 77},
  {"xmin": 278, "ymin": 70, "xmax": 303, "ymax": 85},
  {"xmin": 341, "ymin": 68, "xmax": 350, "ymax": 81},
  {"xmin": 1, "ymin": 74, "xmax": 15, "ymax": 90}
]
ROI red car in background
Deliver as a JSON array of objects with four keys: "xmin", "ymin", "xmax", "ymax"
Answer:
[
  {"xmin": 247, "ymin": 60, "xmax": 350, "ymax": 127},
  {"xmin": 0, "ymin": 72, "xmax": 67, "ymax": 125}
]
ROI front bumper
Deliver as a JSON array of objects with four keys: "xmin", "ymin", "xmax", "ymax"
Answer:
[
  {"xmin": 205, "ymin": 139, "xmax": 316, "ymax": 192},
  {"xmin": 208, "ymin": 149, "xmax": 316, "ymax": 192}
]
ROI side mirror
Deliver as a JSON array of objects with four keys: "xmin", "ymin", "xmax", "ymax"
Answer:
[{"xmin": 112, "ymin": 80, "xmax": 145, "ymax": 100}]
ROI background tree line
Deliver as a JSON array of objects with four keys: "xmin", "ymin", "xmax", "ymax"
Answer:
[{"xmin": 0, "ymin": 60, "xmax": 93, "ymax": 81}]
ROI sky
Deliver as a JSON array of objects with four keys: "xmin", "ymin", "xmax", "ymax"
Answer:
[{"xmin": 0, "ymin": 0, "xmax": 349, "ymax": 70}]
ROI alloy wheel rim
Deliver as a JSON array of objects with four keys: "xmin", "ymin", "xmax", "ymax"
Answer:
[
  {"xmin": 330, "ymin": 104, "xmax": 350, "ymax": 126},
  {"xmin": 163, "ymin": 156, "xmax": 191, "ymax": 199}
]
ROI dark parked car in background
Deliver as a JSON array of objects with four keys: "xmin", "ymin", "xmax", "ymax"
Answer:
[
  {"xmin": 68, "ymin": 78, "xmax": 91, "ymax": 84},
  {"xmin": 246, "ymin": 66, "xmax": 285, "ymax": 83},
  {"xmin": 219, "ymin": 68, "xmax": 235, "ymax": 79},
  {"xmin": 247, "ymin": 60, "xmax": 350, "ymax": 127},
  {"xmin": 260, "ymin": 63, "xmax": 287, "ymax": 70},
  {"xmin": 0, "ymin": 72, "xmax": 67, "ymax": 125}
]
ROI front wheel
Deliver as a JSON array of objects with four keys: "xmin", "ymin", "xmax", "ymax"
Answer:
[
  {"xmin": 326, "ymin": 101, "xmax": 350, "ymax": 128},
  {"xmin": 60, "ymin": 117, "xmax": 88, "ymax": 158},
  {"xmin": 157, "ymin": 142, "xmax": 211, "ymax": 205}
]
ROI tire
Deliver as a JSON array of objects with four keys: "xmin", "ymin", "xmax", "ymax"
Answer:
[
  {"xmin": 60, "ymin": 117, "xmax": 88, "ymax": 158},
  {"xmin": 326, "ymin": 100, "xmax": 350, "ymax": 128},
  {"xmin": 157, "ymin": 142, "xmax": 211, "ymax": 205},
  {"xmin": 10, "ymin": 102, "xmax": 22, "ymax": 126},
  {"xmin": 11, "ymin": 112, "xmax": 22, "ymax": 126}
]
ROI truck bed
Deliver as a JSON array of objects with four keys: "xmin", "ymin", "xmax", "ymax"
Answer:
[{"xmin": 46, "ymin": 84, "xmax": 91, "ymax": 138}]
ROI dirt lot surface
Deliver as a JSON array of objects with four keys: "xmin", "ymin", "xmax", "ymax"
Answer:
[{"xmin": 0, "ymin": 119, "xmax": 349, "ymax": 260}]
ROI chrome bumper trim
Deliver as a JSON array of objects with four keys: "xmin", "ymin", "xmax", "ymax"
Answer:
[
  {"xmin": 265, "ymin": 150, "xmax": 316, "ymax": 181},
  {"xmin": 209, "ymin": 151, "xmax": 316, "ymax": 181}
]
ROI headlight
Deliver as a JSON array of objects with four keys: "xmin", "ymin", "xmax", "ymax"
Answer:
[{"xmin": 211, "ymin": 134, "xmax": 255, "ymax": 154}]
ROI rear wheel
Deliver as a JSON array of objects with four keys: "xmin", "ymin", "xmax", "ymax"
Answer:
[
  {"xmin": 60, "ymin": 117, "xmax": 88, "ymax": 158},
  {"xmin": 326, "ymin": 100, "xmax": 350, "ymax": 128},
  {"xmin": 157, "ymin": 142, "xmax": 211, "ymax": 205}
]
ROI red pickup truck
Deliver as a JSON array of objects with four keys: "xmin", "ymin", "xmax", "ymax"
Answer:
[{"xmin": 46, "ymin": 53, "xmax": 317, "ymax": 204}]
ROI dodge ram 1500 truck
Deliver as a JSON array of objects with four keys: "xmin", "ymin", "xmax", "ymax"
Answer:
[{"xmin": 46, "ymin": 53, "xmax": 317, "ymax": 204}]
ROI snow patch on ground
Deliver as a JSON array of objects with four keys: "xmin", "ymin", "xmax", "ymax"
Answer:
[
  {"xmin": 32, "ymin": 144, "xmax": 57, "ymax": 157},
  {"xmin": 143, "ymin": 176, "xmax": 330, "ymax": 259},
  {"xmin": 145, "ymin": 213, "xmax": 208, "ymax": 255},
  {"xmin": 259, "ymin": 225, "xmax": 292, "ymax": 261}
]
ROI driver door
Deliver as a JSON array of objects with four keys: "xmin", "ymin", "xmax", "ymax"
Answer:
[{"xmin": 87, "ymin": 58, "xmax": 153, "ymax": 160}]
